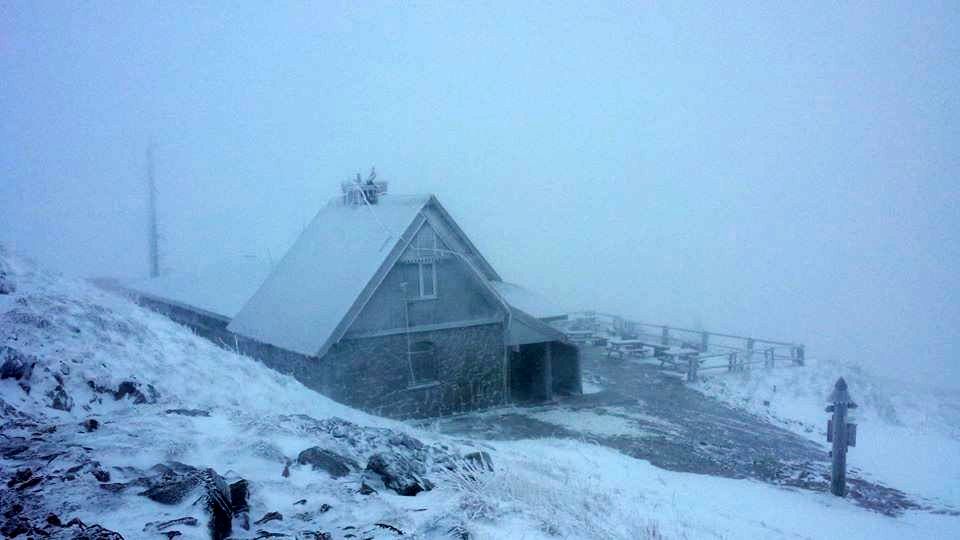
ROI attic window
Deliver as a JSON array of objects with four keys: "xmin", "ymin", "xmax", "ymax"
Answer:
[{"xmin": 414, "ymin": 225, "xmax": 438, "ymax": 299}]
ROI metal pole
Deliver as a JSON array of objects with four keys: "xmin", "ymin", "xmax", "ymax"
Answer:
[{"xmin": 146, "ymin": 143, "xmax": 160, "ymax": 278}]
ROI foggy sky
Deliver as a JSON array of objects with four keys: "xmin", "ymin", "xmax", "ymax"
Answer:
[{"xmin": 2, "ymin": 2, "xmax": 958, "ymax": 387}]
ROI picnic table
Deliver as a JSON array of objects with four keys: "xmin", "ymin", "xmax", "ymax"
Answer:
[
  {"xmin": 656, "ymin": 346, "xmax": 702, "ymax": 368},
  {"xmin": 605, "ymin": 339, "xmax": 651, "ymax": 359}
]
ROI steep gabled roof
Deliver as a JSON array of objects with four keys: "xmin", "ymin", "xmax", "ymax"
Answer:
[
  {"xmin": 228, "ymin": 194, "xmax": 504, "ymax": 357},
  {"xmin": 227, "ymin": 195, "xmax": 428, "ymax": 355}
]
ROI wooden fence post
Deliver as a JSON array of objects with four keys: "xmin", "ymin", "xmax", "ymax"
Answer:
[
  {"xmin": 661, "ymin": 326, "xmax": 670, "ymax": 346},
  {"xmin": 686, "ymin": 354, "xmax": 698, "ymax": 382},
  {"xmin": 764, "ymin": 347, "xmax": 774, "ymax": 368},
  {"xmin": 796, "ymin": 345, "xmax": 805, "ymax": 366},
  {"xmin": 746, "ymin": 338, "xmax": 754, "ymax": 368},
  {"xmin": 826, "ymin": 377, "xmax": 858, "ymax": 497},
  {"xmin": 700, "ymin": 331, "xmax": 709, "ymax": 352}
]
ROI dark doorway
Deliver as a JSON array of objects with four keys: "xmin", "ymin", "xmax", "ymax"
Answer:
[{"xmin": 509, "ymin": 342, "xmax": 550, "ymax": 402}]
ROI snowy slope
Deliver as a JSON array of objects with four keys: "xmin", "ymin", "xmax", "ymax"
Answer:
[
  {"xmin": 2, "ymin": 245, "xmax": 958, "ymax": 539},
  {"xmin": 694, "ymin": 359, "xmax": 960, "ymax": 509}
]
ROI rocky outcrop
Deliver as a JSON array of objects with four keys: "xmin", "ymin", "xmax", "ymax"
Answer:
[
  {"xmin": 296, "ymin": 447, "xmax": 358, "ymax": 478},
  {"xmin": 46, "ymin": 384, "xmax": 74, "ymax": 411},
  {"xmin": 88, "ymin": 380, "xmax": 159, "ymax": 404},
  {"xmin": 0, "ymin": 508, "xmax": 124, "ymax": 540},
  {"xmin": 0, "ymin": 346, "xmax": 35, "ymax": 381},
  {"xmin": 365, "ymin": 451, "xmax": 434, "ymax": 496},
  {"xmin": 134, "ymin": 463, "xmax": 236, "ymax": 540}
]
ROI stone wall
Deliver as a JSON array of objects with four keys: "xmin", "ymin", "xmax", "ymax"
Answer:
[
  {"xmin": 135, "ymin": 296, "xmax": 506, "ymax": 418},
  {"xmin": 318, "ymin": 323, "xmax": 507, "ymax": 418}
]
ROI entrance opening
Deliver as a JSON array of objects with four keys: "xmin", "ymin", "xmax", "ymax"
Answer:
[
  {"xmin": 509, "ymin": 343, "xmax": 550, "ymax": 402},
  {"xmin": 509, "ymin": 341, "xmax": 582, "ymax": 403}
]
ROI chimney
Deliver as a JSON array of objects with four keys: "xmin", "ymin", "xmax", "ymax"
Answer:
[{"xmin": 341, "ymin": 167, "xmax": 388, "ymax": 205}]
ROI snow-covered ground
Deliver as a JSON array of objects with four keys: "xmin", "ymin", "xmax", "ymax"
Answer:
[
  {"xmin": 2, "ymin": 245, "xmax": 959, "ymax": 539},
  {"xmin": 695, "ymin": 359, "xmax": 960, "ymax": 510}
]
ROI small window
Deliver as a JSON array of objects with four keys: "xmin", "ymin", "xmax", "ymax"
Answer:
[
  {"xmin": 414, "ymin": 224, "xmax": 439, "ymax": 298},
  {"xmin": 419, "ymin": 261, "xmax": 436, "ymax": 297},
  {"xmin": 409, "ymin": 341, "xmax": 438, "ymax": 384}
]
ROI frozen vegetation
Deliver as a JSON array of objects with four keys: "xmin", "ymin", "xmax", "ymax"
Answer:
[{"xmin": 2, "ymin": 244, "xmax": 958, "ymax": 539}]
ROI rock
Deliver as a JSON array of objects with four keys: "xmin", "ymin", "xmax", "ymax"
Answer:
[
  {"xmin": 374, "ymin": 522, "xmax": 405, "ymax": 535},
  {"xmin": 388, "ymin": 432, "xmax": 425, "ymax": 452},
  {"xmin": 3, "ymin": 502, "xmax": 23, "ymax": 518},
  {"xmin": 47, "ymin": 384, "xmax": 74, "ymax": 411},
  {"xmin": 115, "ymin": 381, "xmax": 153, "ymax": 404},
  {"xmin": 254, "ymin": 531, "xmax": 289, "ymax": 539},
  {"xmin": 318, "ymin": 503, "xmax": 331, "ymax": 513},
  {"xmin": 147, "ymin": 516, "xmax": 199, "ymax": 531},
  {"xmin": 295, "ymin": 532, "xmax": 332, "ymax": 540},
  {"xmin": 92, "ymin": 468, "xmax": 111, "ymax": 482},
  {"xmin": 254, "ymin": 511, "xmax": 283, "ymax": 525},
  {"xmin": 463, "ymin": 451, "xmax": 494, "ymax": 472},
  {"xmin": 197, "ymin": 468, "xmax": 233, "ymax": 540},
  {"xmin": 140, "ymin": 476, "xmax": 201, "ymax": 505},
  {"xmin": 293, "ymin": 498, "xmax": 307, "ymax": 506},
  {"xmin": 282, "ymin": 462, "xmax": 291, "ymax": 478},
  {"xmin": 68, "ymin": 524, "xmax": 126, "ymax": 539},
  {"xmin": 7, "ymin": 467, "xmax": 33, "ymax": 487},
  {"xmin": 296, "ymin": 447, "xmax": 358, "ymax": 478},
  {"xmin": 229, "ymin": 479, "xmax": 250, "ymax": 514},
  {"xmin": 46, "ymin": 513, "xmax": 62, "ymax": 527},
  {"xmin": 419, "ymin": 516, "xmax": 471, "ymax": 539},
  {"xmin": 137, "ymin": 465, "xmax": 230, "ymax": 538},
  {"xmin": 56, "ymin": 518, "xmax": 126, "ymax": 539},
  {"xmin": 15, "ymin": 476, "xmax": 42, "ymax": 490},
  {"xmin": 100, "ymin": 482, "xmax": 128, "ymax": 493},
  {"xmin": 0, "ymin": 346, "xmax": 34, "ymax": 381},
  {"xmin": 1, "ymin": 443, "xmax": 29, "ymax": 459},
  {"xmin": 366, "ymin": 452, "xmax": 433, "ymax": 496},
  {"xmin": 235, "ymin": 512, "xmax": 250, "ymax": 531},
  {"xmin": 162, "ymin": 532, "xmax": 182, "ymax": 539},
  {"xmin": 83, "ymin": 418, "xmax": 100, "ymax": 432},
  {"xmin": 358, "ymin": 480, "xmax": 377, "ymax": 495},
  {"xmin": 164, "ymin": 408, "xmax": 210, "ymax": 417}
]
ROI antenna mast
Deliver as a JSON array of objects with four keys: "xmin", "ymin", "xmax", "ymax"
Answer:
[{"xmin": 146, "ymin": 142, "xmax": 160, "ymax": 278}]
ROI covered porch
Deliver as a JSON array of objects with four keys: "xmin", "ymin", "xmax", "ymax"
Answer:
[{"xmin": 505, "ymin": 307, "xmax": 582, "ymax": 402}]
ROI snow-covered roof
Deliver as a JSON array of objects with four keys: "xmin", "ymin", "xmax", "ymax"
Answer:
[
  {"xmin": 491, "ymin": 281, "xmax": 568, "ymax": 321},
  {"xmin": 228, "ymin": 194, "xmax": 431, "ymax": 356},
  {"xmin": 124, "ymin": 256, "xmax": 273, "ymax": 320}
]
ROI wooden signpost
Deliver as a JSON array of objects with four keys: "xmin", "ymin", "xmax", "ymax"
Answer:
[{"xmin": 826, "ymin": 377, "xmax": 858, "ymax": 496}]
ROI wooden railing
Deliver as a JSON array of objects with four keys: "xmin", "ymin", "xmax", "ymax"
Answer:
[{"xmin": 564, "ymin": 311, "xmax": 805, "ymax": 381}]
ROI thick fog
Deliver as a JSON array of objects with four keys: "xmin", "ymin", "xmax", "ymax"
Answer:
[{"xmin": 2, "ymin": 3, "xmax": 957, "ymax": 387}]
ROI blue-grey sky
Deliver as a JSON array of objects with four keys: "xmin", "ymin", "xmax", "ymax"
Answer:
[{"xmin": 2, "ymin": 2, "xmax": 958, "ymax": 386}]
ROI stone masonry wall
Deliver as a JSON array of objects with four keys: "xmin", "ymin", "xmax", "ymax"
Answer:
[
  {"xmin": 316, "ymin": 323, "xmax": 507, "ymax": 418},
  {"xmin": 135, "ymin": 296, "xmax": 506, "ymax": 418}
]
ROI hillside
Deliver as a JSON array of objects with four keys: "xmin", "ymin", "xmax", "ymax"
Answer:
[
  {"xmin": 694, "ymin": 356, "xmax": 960, "ymax": 509},
  {"xmin": 2, "ymin": 244, "xmax": 958, "ymax": 539}
]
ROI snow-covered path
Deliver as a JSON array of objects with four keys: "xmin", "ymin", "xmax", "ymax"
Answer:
[{"xmin": 423, "ymin": 346, "xmax": 941, "ymax": 517}]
